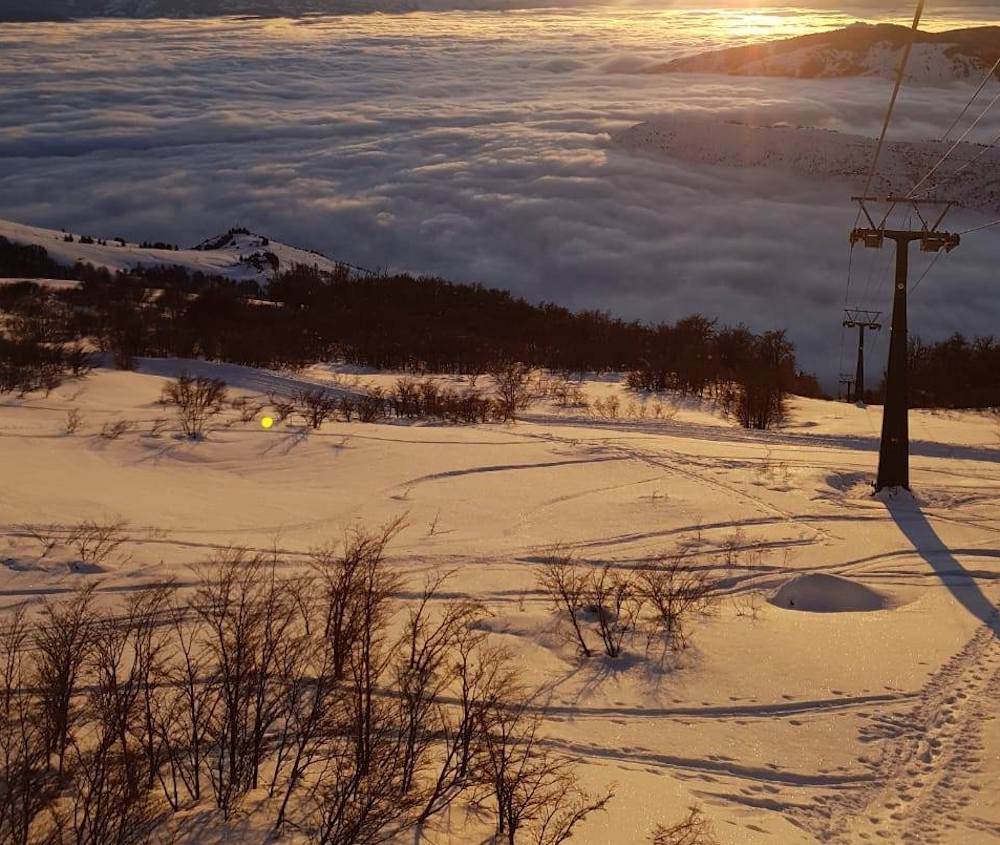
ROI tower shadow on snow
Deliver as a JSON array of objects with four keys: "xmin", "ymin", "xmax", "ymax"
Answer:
[{"xmin": 885, "ymin": 494, "xmax": 1000, "ymax": 636}]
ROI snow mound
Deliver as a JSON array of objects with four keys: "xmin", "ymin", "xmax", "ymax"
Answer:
[{"xmin": 770, "ymin": 573, "xmax": 888, "ymax": 613}]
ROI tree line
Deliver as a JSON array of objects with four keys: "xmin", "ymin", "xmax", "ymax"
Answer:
[{"xmin": 1, "ymin": 238, "xmax": 828, "ymax": 428}]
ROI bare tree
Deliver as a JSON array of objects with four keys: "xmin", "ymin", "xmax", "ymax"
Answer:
[
  {"xmin": 33, "ymin": 586, "xmax": 98, "ymax": 779},
  {"xmin": 417, "ymin": 637, "xmax": 515, "ymax": 827},
  {"xmin": 296, "ymin": 521, "xmax": 417, "ymax": 845},
  {"xmin": 310, "ymin": 517, "xmax": 406, "ymax": 682},
  {"xmin": 150, "ymin": 596, "xmax": 218, "ymax": 810},
  {"xmin": 161, "ymin": 374, "xmax": 228, "ymax": 439},
  {"xmin": 482, "ymin": 686, "xmax": 613, "ymax": 844},
  {"xmin": 269, "ymin": 589, "xmax": 343, "ymax": 830},
  {"xmin": 55, "ymin": 591, "xmax": 173, "ymax": 845},
  {"xmin": 537, "ymin": 553, "xmax": 593, "ymax": 657},
  {"xmin": 395, "ymin": 571, "xmax": 485, "ymax": 795},
  {"xmin": 0, "ymin": 607, "xmax": 55, "ymax": 845},
  {"xmin": 193, "ymin": 549, "xmax": 299, "ymax": 819},
  {"xmin": 650, "ymin": 807, "xmax": 718, "ymax": 845},
  {"xmin": 49, "ymin": 732, "xmax": 164, "ymax": 845}
]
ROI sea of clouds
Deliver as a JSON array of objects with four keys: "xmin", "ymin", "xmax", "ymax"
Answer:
[{"xmin": 1, "ymin": 5, "xmax": 998, "ymax": 381}]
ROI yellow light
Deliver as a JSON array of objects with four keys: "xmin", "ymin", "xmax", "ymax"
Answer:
[{"xmin": 261, "ymin": 416, "xmax": 274, "ymax": 429}]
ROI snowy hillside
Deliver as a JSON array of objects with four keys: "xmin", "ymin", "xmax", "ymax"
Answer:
[
  {"xmin": 612, "ymin": 114, "xmax": 1000, "ymax": 215},
  {"xmin": 0, "ymin": 217, "xmax": 363, "ymax": 286},
  {"xmin": 1, "ymin": 359, "xmax": 999, "ymax": 844},
  {"xmin": 646, "ymin": 23, "xmax": 1000, "ymax": 83}
]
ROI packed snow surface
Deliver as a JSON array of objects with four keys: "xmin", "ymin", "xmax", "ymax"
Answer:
[{"xmin": 2, "ymin": 360, "xmax": 1000, "ymax": 843}]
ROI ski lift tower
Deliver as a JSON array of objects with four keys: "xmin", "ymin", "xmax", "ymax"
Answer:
[
  {"xmin": 843, "ymin": 309, "xmax": 881, "ymax": 404},
  {"xmin": 850, "ymin": 195, "xmax": 960, "ymax": 492}
]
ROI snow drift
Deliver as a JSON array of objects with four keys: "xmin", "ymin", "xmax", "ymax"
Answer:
[{"xmin": 770, "ymin": 573, "xmax": 889, "ymax": 613}]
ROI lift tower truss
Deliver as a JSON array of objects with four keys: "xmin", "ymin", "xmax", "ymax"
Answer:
[{"xmin": 850, "ymin": 196, "xmax": 960, "ymax": 492}]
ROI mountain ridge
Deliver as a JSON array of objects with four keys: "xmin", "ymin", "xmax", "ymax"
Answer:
[
  {"xmin": 644, "ymin": 23, "xmax": 1000, "ymax": 83},
  {"xmin": 0, "ymin": 218, "xmax": 371, "ymax": 286}
]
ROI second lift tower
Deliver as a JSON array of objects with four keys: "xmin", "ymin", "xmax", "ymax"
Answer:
[{"xmin": 843, "ymin": 309, "xmax": 881, "ymax": 404}]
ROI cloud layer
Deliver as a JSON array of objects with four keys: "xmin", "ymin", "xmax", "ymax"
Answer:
[{"xmin": 1, "ymin": 5, "xmax": 998, "ymax": 382}]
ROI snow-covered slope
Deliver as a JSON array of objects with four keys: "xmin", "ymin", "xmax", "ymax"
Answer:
[
  {"xmin": 646, "ymin": 23, "xmax": 1000, "ymax": 83},
  {"xmin": 0, "ymin": 217, "xmax": 361, "ymax": 286},
  {"xmin": 612, "ymin": 114, "xmax": 1000, "ymax": 215},
  {"xmin": 2, "ymin": 361, "xmax": 999, "ymax": 844}
]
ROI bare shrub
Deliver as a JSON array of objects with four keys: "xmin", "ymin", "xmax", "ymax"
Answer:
[
  {"xmin": 296, "ymin": 388, "xmax": 339, "ymax": 430},
  {"xmin": 66, "ymin": 517, "xmax": 130, "ymax": 568},
  {"xmin": 490, "ymin": 362, "xmax": 535, "ymax": 422},
  {"xmin": 591, "ymin": 396, "xmax": 620, "ymax": 419},
  {"xmin": 147, "ymin": 418, "xmax": 168, "ymax": 438},
  {"xmin": 650, "ymin": 807, "xmax": 718, "ymax": 845},
  {"xmin": 587, "ymin": 565, "xmax": 641, "ymax": 658},
  {"xmin": 64, "ymin": 408, "xmax": 82, "ymax": 435},
  {"xmin": 537, "ymin": 552, "xmax": 593, "ymax": 657},
  {"xmin": 64, "ymin": 345, "xmax": 95, "ymax": 378},
  {"xmin": 356, "ymin": 389, "xmax": 387, "ymax": 423},
  {"xmin": 231, "ymin": 395, "xmax": 265, "ymax": 423},
  {"xmin": 731, "ymin": 589, "xmax": 763, "ymax": 621},
  {"xmin": 161, "ymin": 374, "xmax": 227, "ymax": 439},
  {"xmin": 17, "ymin": 523, "xmax": 61, "ymax": 559},
  {"xmin": 544, "ymin": 375, "xmax": 586, "ymax": 409},
  {"xmin": 100, "ymin": 418, "xmax": 136, "ymax": 440},
  {"xmin": 638, "ymin": 554, "xmax": 720, "ymax": 654},
  {"xmin": 390, "ymin": 378, "xmax": 422, "ymax": 418},
  {"xmin": 269, "ymin": 395, "xmax": 297, "ymax": 423}
]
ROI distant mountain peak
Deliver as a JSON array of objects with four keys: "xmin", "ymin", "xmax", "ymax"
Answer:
[{"xmin": 643, "ymin": 24, "xmax": 1000, "ymax": 83}]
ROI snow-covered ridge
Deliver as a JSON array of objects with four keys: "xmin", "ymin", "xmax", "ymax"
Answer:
[
  {"xmin": 612, "ymin": 115, "xmax": 1000, "ymax": 215},
  {"xmin": 0, "ymin": 218, "xmax": 367, "ymax": 286},
  {"xmin": 643, "ymin": 23, "xmax": 1000, "ymax": 83}
]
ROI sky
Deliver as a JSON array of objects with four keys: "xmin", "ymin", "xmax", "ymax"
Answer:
[{"xmin": 0, "ymin": 4, "xmax": 998, "ymax": 383}]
